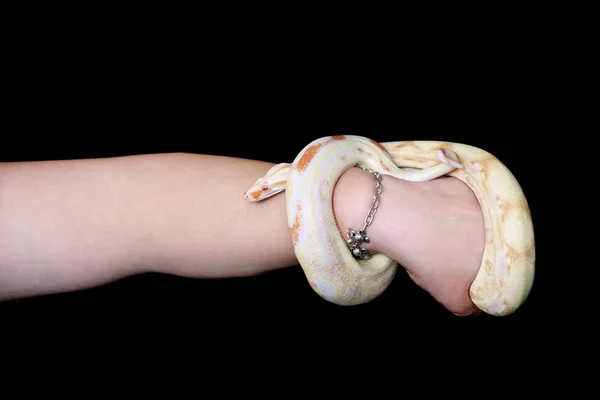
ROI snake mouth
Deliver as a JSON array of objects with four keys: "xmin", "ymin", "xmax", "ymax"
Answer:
[
  {"xmin": 260, "ymin": 188, "xmax": 285, "ymax": 200},
  {"xmin": 244, "ymin": 187, "xmax": 285, "ymax": 202}
]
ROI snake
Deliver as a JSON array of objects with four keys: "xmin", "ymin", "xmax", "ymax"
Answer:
[{"xmin": 244, "ymin": 135, "xmax": 535, "ymax": 316}]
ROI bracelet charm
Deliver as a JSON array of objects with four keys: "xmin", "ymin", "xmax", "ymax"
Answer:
[{"xmin": 346, "ymin": 168, "xmax": 382, "ymax": 260}]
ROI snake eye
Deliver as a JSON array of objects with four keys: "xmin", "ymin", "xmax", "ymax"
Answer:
[{"xmin": 261, "ymin": 185, "xmax": 269, "ymax": 192}]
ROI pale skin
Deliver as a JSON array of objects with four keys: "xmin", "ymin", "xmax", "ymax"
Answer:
[{"xmin": 0, "ymin": 153, "xmax": 484, "ymax": 315}]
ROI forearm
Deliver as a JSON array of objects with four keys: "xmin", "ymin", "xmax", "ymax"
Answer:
[{"xmin": 0, "ymin": 153, "xmax": 298, "ymax": 300}]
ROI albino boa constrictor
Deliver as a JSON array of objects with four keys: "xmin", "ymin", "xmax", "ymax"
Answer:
[{"xmin": 244, "ymin": 135, "xmax": 535, "ymax": 316}]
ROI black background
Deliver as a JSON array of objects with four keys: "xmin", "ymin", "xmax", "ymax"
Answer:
[{"xmin": 0, "ymin": 14, "xmax": 558, "ymax": 350}]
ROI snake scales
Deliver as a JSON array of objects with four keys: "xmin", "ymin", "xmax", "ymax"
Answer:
[{"xmin": 244, "ymin": 135, "xmax": 534, "ymax": 316}]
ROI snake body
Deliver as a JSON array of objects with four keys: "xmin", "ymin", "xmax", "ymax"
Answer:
[{"xmin": 245, "ymin": 135, "xmax": 535, "ymax": 316}]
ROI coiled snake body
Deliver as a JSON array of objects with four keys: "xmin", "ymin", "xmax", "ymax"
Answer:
[{"xmin": 245, "ymin": 135, "xmax": 535, "ymax": 316}]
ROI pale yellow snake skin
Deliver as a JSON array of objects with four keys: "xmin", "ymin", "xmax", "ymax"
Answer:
[{"xmin": 244, "ymin": 135, "xmax": 535, "ymax": 316}]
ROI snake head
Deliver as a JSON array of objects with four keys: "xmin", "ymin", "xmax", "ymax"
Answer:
[
  {"xmin": 244, "ymin": 180, "xmax": 286, "ymax": 202},
  {"xmin": 244, "ymin": 163, "xmax": 291, "ymax": 202}
]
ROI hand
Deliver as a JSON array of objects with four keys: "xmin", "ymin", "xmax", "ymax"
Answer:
[{"xmin": 334, "ymin": 168, "xmax": 485, "ymax": 316}]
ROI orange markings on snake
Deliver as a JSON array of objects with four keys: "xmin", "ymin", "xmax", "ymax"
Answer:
[
  {"xmin": 431, "ymin": 142, "xmax": 454, "ymax": 152},
  {"xmin": 486, "ymin": 228, "xmax": 494, "ymax": 244},
  {"xmin": 297, "ymin": 140, "xmax": 332, "ymax": 173},
  {"xmin": 401, "ymin": 155, "xmax": 430, "ymax": 163},
  {"xmin": 519, "ymin": 200, "xmax": 532, "ymax": 219},
  {"xmin": 331, "ymin": 135, "xmax": 345, "ymax": 140},
  {"xmin": 394, "ymin": 141, "xmax": 418, "ymax": 149},
  {"xmin": 380, "ymin": 160, "xmax": 390, "ymax": 172},
  {"xmin": 369, "ymin": 139, "xmax": 387, "ymax": 152},
  {"xmin": 484, "ymin": 260, "xmax": 493, "ymax": 275},
  {"xmin": 496, "ymin": 196, "xmax": 516, "ymax": 223},
  {"xmin": 506, "ymin": 247, "xmax": 520, "ymax": 270},
  {"xmin": 524, "ymin": 244, "xmax": 535, "ymax": 259},
  {"xmin": 248, "ymin": 189, "xmax": 262, "ymax": 200},
  {"xmin": 290, "ymin": 202, "xmax": 303, "ymax": 246}
]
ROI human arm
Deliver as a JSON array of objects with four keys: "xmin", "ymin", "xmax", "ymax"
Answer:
[
  {"xmin": 0, "ymin": 152, "xmax": 297, "ymax": 300},
  {"xmin": 0, "ymin": 152, "xmax": 484, "ymax": 315}
]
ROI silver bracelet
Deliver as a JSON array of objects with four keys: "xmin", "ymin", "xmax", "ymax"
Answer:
[{"xmin": 346, "ymin": 167, "xmax": 383, "ymax": 260}]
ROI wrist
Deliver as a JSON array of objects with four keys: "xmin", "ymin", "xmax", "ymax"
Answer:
[
  {"xmin": 334, "ymin": 168, "xmax": 404, "ymax": 257},
  {"xmin": 333, "ymin": 167, "xmax": 429, "ymax": 260}
]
